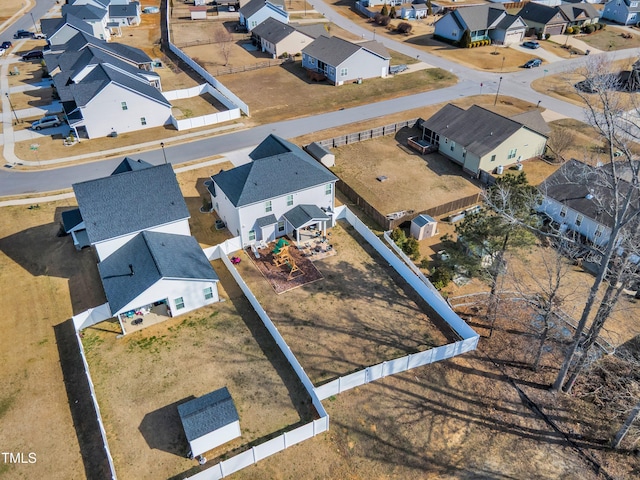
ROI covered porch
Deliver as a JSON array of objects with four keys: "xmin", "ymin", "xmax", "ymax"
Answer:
[
  {"xmin": 117, "ymin": 300, "xmax": 171, "ymax": 335},
  {"xmin": 283, "ymin": 204, "xmax": 331, "ymax": 245}
]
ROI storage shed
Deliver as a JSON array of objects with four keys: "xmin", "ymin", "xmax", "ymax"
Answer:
[
  {"xmin": 190, "ymin": 6, "xmax": 208, "ymax": 20},
  {"xmin": 178, "ymin": 387, "xmax": 241, "ymax": 458},
  {"xmin": 410, "ymin": 214, "xmax": 437, "ymax": 240},
  {"xmin": 305, "ymin": 142, "xmax": 335, "ymax": 167}
]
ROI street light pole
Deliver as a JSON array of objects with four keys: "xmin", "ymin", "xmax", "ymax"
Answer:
[
  {"xmin": 6, "ymin": 93, "xmax": 20, "ymax": 125},
  {"xmin": 160, "ymin": 142, "xmax": 168, "ymax": 164},
  {"xmin": 494, "ymin": 76, "xmax": 502, "ymax": 106},
  {"xmin": 30, "ymin": 12, "xmax": 38, "ymax": 33}
]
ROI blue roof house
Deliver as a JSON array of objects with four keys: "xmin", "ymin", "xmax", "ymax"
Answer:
[
  {"xmin": 208, "ymin": 134, "xmax": 338, "ymax": 247},
  {"xmin": 602, "ymin": 0, "xmax": 640, "ymax": 25},
  {"xmin": 301, "ymin": 35, "xmax": 390, "ymax": 85},
  {"xmin": 239, "ymin": 0, "xmax": 289, "ymax": 31}
]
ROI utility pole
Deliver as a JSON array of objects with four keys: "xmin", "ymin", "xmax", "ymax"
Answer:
[
  {"xmin": 494, "ymin": 76, "xmax": 502, "ymax": 106},
  {"xmin": 6, "ymin": 93, "xmax": 20, "ymax": 124},
  {"xmin": 160, "ymin": 142, "xmax": 168, "ymax": 164}
]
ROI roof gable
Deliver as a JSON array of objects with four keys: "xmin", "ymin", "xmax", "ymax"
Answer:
[
  {"xmin": 454, "ymin": 4, "xmax": 507, "ymax": 31},
  {"xmin": 518, "ymin": 2, "xmax": 565, "ymax": 24},
  {"xmin": 111, "ymin": 157, "xmax": 154, "ymax": 175},
  {"xmin": 251, "ymin": 17, "xmax": 297, "ymax": 43},
  {"xmin": 73, "ymin": 164, "xmax": 190, "ymax": 244},
  {"xmin": 212, "ymin": 134, "xmax": 337, "ymax": 207}
]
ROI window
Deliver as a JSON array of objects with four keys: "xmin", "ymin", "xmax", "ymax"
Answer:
[
  {"xmin": 174, "ymin": 297, "xmax": 185, "ymax": 310},
  {"xmin": 325, "ymin": 183, "xmax": 332, "ymax": 195},
  {"xmin": 508, "ymin": 148, "xmax": 517, "ymax": 160},
  {"xmin": 462, "ymin": 149, "xmax": 466, "ymax": 159},
  {"xmin": 490, "ymin": 154, "xmax": 496, "ymax": 162},
  {"xmin": 308, "ymin": 57, "xmax": 315, "ymax": 65},
  {"xmin": 248, "ymin": 229, "xmax": 256, "ymax": 241},
  {"xmin": 576, "ymin": 214, "xmax": 583, "ymax": 227},
  {"xmin": 286, "ymin": 194, "xmax": 293, "ymax": 206},
  {"xmin": 204, "ymin": 287, "xmax": 214, "ymax": 300},
  {"xmin": 265, "ymin": 200, "xmax": 272, "ymax": 213},
  {"xmin": 450, "ymin": 141, "xmax": 455, "ymax": 152},
  {"xmin": 121, "ymin": 102, "xmax": 128, "ymax": 111},
  {"xmin": 140, "ymin": 117, "xmax": 146, "ymax": 126},
  {"xmin": 278, "ymin": 221, "xmax": 285, "ymax": 232},
  {"xmin": 595, "ymin": 225, "xmax": 604, "ymax": 237},
  {"xmin": 560, "ymin": 206, "xmax": 567, "ymax": 218},
  {"xmin": 340, "ymin": 67, "xmax": 348, "ymax": 77}
]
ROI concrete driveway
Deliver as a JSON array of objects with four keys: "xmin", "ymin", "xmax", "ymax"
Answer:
[
  {"xmin": 548, "ymin": 34, "xmax": 602, "ymax": 54},
  {"xmin": 509, "ymin": 42, "xmax": 564, "ymax": 64}
]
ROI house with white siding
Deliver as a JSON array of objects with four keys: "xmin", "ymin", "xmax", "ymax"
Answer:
[
  {"xmin": 207, "ymin": 135, "xmax": 338, "ymax": 248},
  {"xmin": 239, "ymin": 0, "xmax": 289, "ymax": 31},
  {"xmin": 302, "ymin": 35, "xmax": 390, "ymax": 85},
  {"xmin": 68, "ymin": 161, "xmax": 220, "ymax": 328},
  {"xmin": 61, "ymin": 3, "xmax": 112, "ymax": 41},
  {"xmin": 420, "ymin": 104, "xmax": 549, "ymax": 175}
]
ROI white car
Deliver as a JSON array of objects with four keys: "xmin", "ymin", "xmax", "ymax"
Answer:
[{"xmin": 0, "ymin": 48, "xmax": 5, "ymax": 56}]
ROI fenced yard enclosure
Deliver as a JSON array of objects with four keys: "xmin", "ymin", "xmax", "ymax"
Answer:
[
  {"xmin": 165, "ymin": 83, "xmax": 241, "ymax": 130},
  {"xmin": 71, "ymin": 205, "xmax": 477, "ymax": 480},
  {"xmin": 327, "ymin": 122, "xmax": 483, "ymax": 230}
]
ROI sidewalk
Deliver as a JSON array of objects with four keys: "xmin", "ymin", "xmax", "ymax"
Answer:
[{"xmin": 548, "ymin": 34, "xmax": 602, "ymax": 55}]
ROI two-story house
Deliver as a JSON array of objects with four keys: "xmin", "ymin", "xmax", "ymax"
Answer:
[
  {"xmin": 208, "ymin": 135, "xmax": 338, "ymax": 247},
  {"xmin": 602, "ymin": 0, "xmax": 640, "ymax": 25},
  {"xmin": 239, "ymin": 0, "xmax": 289, "ymax": 31}
]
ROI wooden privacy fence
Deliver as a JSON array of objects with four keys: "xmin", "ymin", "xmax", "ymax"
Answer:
[
  {"xmin": 202, "ymin": 59, "xmax": 289, "ymax": 77},
  {"xmin": 316, "ymin": 119, "xmax": 419, "ymax": 149}
]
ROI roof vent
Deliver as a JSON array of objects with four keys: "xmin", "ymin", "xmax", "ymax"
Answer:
[
  {"xmin": 490, "ymin": 132, "xmax": 493, "ymax": 135},
  {"xmin": 585, "ymin": 193, "xmax": 594, "ymax": 200}
]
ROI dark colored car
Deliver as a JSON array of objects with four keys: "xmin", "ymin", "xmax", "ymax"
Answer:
[
  {"xmin": 1, "ymin": 41, "xmax": 12, "ymax": 49},
  {"xmin": 14, "ymin": 29, "xmax": 32, "ymax": 39},
  {"xmin": 22, "ymin": 50, "xmax": 44, "ymax": 60},
  {"xmin": 524, "ymin": 58, "xmax": 542, "ymax": 68},
  {"xmin": 522, "ymin": 41, "xmax": 540, "ymax": 49}
]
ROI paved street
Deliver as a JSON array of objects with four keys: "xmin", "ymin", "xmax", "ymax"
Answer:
[{"xmin": 0, "ymin": 0, "xmax": 637, "ymax": 197}]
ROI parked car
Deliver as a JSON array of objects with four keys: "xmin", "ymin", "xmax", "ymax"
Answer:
[
  {"xmin": 14, "ymin": 29, "xmax": 32, "ymax": 39},
  {"xmin": 522, "ymin": 41, "xmax": 540, "ymax": 49},
  {"xmin": 524, "ymin": 58, "xmax": 542, "ymax": 68},
  {"xmin": 33, "ymin": 32, "xmax": 47, "ymax": 40},
  {"xmin": 31, "ymin": 116, "xmax": 61, "ymax": 130},
  {"xmin": 22, "ymin": 50, "xmax": 44, "ymax": 60},
  {"xmin": 0, "ymin": 48, "xmax": 5, "ymax": 57},
  {"xmin": 1, "ymin": 41, "xmax": 12, "ymax": 49}
]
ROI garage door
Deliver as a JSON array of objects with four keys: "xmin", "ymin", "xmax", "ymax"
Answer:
[
  {"xmin": 504, "ymin": 30, "xmax": 524, "ymax": 45},
  {"xmin": 546, "ymin": 24, "xmax": 564, "ymax": 35}
]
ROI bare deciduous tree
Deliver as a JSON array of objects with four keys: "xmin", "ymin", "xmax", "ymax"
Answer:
[
  {"xmin": 214, "ymin": 27, "xmax": 233, "ymax": 66},
  {"xmin": 546, "ymin": 127, "xmax": 576, "ymax": 163}
]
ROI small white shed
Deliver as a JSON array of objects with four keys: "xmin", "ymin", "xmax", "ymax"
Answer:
[
  {"xmin": 195, "ymin": 0, "xmax": 207, "ymax": 4},
  {"xmin": 410, "ymin": 214, "xmax": 437, "ymax": 240},
  {"xmin": 190, "ymin": 6, "xmax": 208, "ymax": 20},
  {"xmin": 178, "ymin": 387, "xmax": 241, "ymax": 458},
  {"xmin": 305, "ymin": 142, "xmax": 335, "ymax": 168}
]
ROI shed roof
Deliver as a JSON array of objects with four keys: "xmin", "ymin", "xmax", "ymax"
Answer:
[
  {"xmin": 305, "ymin": 142, "xmax": 332, "ymax": 160},
  {"xmin": 412, "ymin": 214, "xmax": 436, "ymax": 227},
  {"xmin": 98, "ymin": 231, "xmax": 218, "ymax": 314},
  {"xmin": 73, "ymin": 164, "xmax": 190, "ymax": 244},
  {"xmin": 178, "ymin": 387, "xmax": 239, "ymax": 442},
  {"xmin": 211, "ymin": 135, "xmax": 337, "ymax": 207}
]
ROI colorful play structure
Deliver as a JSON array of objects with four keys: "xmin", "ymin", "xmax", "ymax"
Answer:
[{"xmin": 271, "ymin": 238, "xmax": 302, "ymax": 279}]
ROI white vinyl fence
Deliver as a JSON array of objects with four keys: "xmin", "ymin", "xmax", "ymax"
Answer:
[
  {"xmin": 165, "ymin": 84, "xmax": 241, "ymax": 130},
  {"xmin": 166, "ymin": 4, "xmax": 249, "ymax": 116}
]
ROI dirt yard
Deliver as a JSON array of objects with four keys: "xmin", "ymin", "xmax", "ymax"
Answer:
[
  {"xmin": 170, "ymin": 92, "xmax": 227, "ymax": 118},
  {"xmin": 0, "ymin": 0, "xmax": 27, "ymax": 22},
  {"xmin": 235, "ymin": 220, "xmax": 451, "ymax": 385},
  {"xmin": 81, "ymin": 263, "xmax": 314, "ymax": 479}
]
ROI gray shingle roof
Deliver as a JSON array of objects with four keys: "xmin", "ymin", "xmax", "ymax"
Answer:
[
  {"xmin": 423, "ymin": 104, "xmax": 547, "ymax": 157},
  {"xmin": 178, "ymin": 387, "xmax": 239, "ymax": 442},
  {"xmin": 454, "ymin": 4, "xmax": 506, "ymax": 31},
  {"xmin": 50, "ymin": 30, "xmax": 152, "ymax": 65},
  {"xmin": 73, "ymin": 164, "xmax": 190, "ymax": 244},
  {"xmin": 98, "ymin": 231, "xmax": 218, "ymax": 314},
  {"xmin": 302, "ymin": 35, "xmax": 361, "ymax": 66},
  {"xmin": 283, "ymin": 204, "xmax": 329, "ymax": 229},
  {"xmin": 291, "ymin": 23, "xmax": 329, "ymax": 39},
  {"xmin": 61, "ymin": 4, "xmax": 107, "ymax": 21},
  {"xmin": 558, "ymin": 3, "xmax": 600, "ymax": 22},
  {"xmin": 304, "ymin": 142, "xmax": 332, "ymax": 160},
  {"xmin": 240, "ymin": 0, "xmax": 286, "ymax": 19},
  {"xmin": 109, "ymin": 2, "xmax": 139, "ymax": 17},
  {"xmin": 255, "ymin": 214, "xmax": 278, "ymax": 228},
  {"xmin": 62, "ymin": 208, "xmax": 83, "ymax": 232},
  {"xmin": 251, "ymin": 17, "xmax": 296, "ymax": 44},
  {"xmin": 510, "ymin": 110, "xmax": 552, "ymax": 136},
  {"xmin": 44, "ymin": 13, "xmax": 96, "ymax": 39},
  {"xmin": 211, "ymin": 135, "xmax": 337, "ymax": 207},
  {"xmin": 358, "ymin": 40, "xmax": 390, "ymax": 60},
  {"xmin": 111, "ymin": 157, "xmax": 154, "ymax": 175},
  {"xmin": 517, "ymin": 3, "xmax": 565, "ymax": 24},
  {"xmin": 412, "ymin": 214, "xmax": 435, "ymax": 227}
]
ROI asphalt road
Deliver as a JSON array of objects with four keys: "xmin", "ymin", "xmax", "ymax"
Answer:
[{"xmin": 0, "ymin": 0, "xmax": 635, "ymax": 196}]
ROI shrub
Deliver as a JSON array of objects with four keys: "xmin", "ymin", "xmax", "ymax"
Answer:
[
  {"xmin": 536, "ymin": 31, "xmax": 543, "ymax": 40},
  {"xmin": 381, "ymin": 3, "xmax": 388, "ymax": 16},
  {"xmin": 403, "ymin": 237, "xmax": 421, "ymax": 260},
  {"xmin": 565, "ymin": 26, "xmax": 573, "ymax": 34},
  {"xmin": 389, "ymin": 5, "xmax": 396, "ymax": 18},
  {"xmin": 584, "ymin": 24, "xmax": 595, "ymax": 34},
  {"xmin": 544, "ymin": 33, "xmax": 551, "ymax": 40},
  {"xmin": 390, "ymin": 227, "xmax": 407, "ymax": 248},
  {"xmin": 419, "ymin": 257, "xmax": 430, "ymax": 270},
  {"xmin": 396, "ymin": 22, "xmax": 412, "ymax": 34},
  {"xmin": 461, "ymin": 29, "xmax": 471, "ymax": 48},
  {"xmin": 378, "ymin": 15, "xmax": 391, "ymax": 26},
  {"xmin": 430, "ymin": 265, "xmax": 453, "ymax": 290}
]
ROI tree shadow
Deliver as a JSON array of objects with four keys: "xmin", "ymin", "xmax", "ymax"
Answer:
[{"xmin": 139, "ymin": 396, "xmax": 195, "ymax": 457}]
